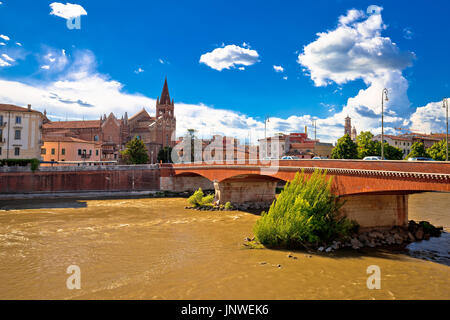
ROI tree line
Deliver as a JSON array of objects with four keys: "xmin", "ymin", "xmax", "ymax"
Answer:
[{"xmin": 331, "ymin": 131, "xmax": 448, "ymax": 161}]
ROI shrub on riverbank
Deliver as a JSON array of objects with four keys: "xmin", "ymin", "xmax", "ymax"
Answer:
[
  {"xmin": 254, "ymin": 169, "xmax": 358, "ymax": 249},
  {"xmin": 187, "ymin": 188, "xmax": 214, "ymax": 207}
]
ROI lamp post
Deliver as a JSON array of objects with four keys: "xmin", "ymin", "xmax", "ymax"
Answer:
[
  {"xmin": 381, "ymin": 88, "xmax": 389, "ymax": 160},
  {"xmin": 443, "ymin": 98, "xmax": 449, "ymax": 161}
]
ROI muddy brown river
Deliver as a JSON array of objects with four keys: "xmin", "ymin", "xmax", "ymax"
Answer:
[{"xmin": 0, "ymin": 192, "xmax": 449, "ymax": 300}]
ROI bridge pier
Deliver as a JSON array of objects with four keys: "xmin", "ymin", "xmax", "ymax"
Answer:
[
  {"xmin": 160, "ymin": 175, "xmax": 214, "ymax": 192},
  {"xmin": 340, "ymin": 194, "xmax": 409, "ymax": 230},
  {"xmin": 214, "ymin": 179, "xmax": 278, "ymax": 207}
]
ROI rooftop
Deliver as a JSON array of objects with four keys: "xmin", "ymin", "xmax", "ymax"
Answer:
[
  {"xmin": 0, "ymin": 103, "xmax": 44, "ymax": 115},
  {"xmin": 43, "ymin": 120, "xmax": 101, "ymax": 129}
]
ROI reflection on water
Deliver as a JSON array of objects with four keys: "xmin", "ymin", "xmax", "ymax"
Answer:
[{"xmin": 0, "ymin": 193, "xmax": 449, "ymax": 300}]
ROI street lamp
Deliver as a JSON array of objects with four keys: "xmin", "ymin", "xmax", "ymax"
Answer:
[
  {"xmin": 381, "ymin": 88, "xmax": 389, "ymax": 160},
  {"xmin": 443, "ymin": 98, "xmax": 449, "ymax": 161}
]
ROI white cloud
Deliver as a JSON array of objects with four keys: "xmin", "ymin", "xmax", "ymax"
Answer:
[
  {"xmin": 49, "ymin": 2, "xmax": 87, "ymax": 19},
  {"xmin": 338, "ymin": 9, "xmax": 365, "ymax": 26},
  {"xmin": 0, "ymin": 34, "xmax": 10, "ymax": 41},
  {"xmin": 39, "ymin": 48, "xmax": 69, "ymax": 72},
  {"xmin": 41, "ymin": 65, "xmax": 50, "ymax": 70},
  {"xmin": 296, "ymin": 5, "xmax": 418, "ymax": 137},
  {"xmin": 0, "ymin": 42, "xmax": 5, "ymax": 46},
  {"xmin": 134, "ymin": 67, "xmax": 144, "ymax": 74},
  {"xmin": 200, "ymin": 44, "xmax": 259, "ymax": 71},
  {"xmin": 408, "ymin": 100, "xmax": 448, "ymax": 133},
  {"xmin": 158, "ymin": 58, "xmax": 164, "ymax": 64},
  {"xmin": 273, "ymin": 65, "xmax": 284, "ymax": 72},
  {"xmin": 283, "ymin": 76, "xmax": 288, "ymax": 80},
  {"xmin": 1, "ymin": 53, "xmax": 14, "ymax": 62},
  {"xmin": 15, "ymin": 42, "xmax": 22, "ymax": 46},
  {"xmin": 0, "ymin": 57, "xmax": 11, "ymax": 67}
]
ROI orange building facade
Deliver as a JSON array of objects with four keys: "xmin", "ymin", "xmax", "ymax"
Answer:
[{"xmin": 41, "ymin": 136, "xmax": 101, "ymax": 165}]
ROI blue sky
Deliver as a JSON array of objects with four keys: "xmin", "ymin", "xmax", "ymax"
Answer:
[{"xmin": 0, "ymin": 0, "xmax": 449, "ymax": 142}]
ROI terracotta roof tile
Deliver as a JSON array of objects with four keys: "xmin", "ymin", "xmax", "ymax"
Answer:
[
  {"xmin": 43, "ymin": 120, "xmax": 101, "ymax": 129},
  {"xmin": 0, "ymin": 103, "xmax": 43, "ymax": 115}
]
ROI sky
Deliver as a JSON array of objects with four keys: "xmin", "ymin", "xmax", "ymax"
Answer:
[{"xmin": 0, "ymin": 0, "xmax": 449, "ymax": 143}]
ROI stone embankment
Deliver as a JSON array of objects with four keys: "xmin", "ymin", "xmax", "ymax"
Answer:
[
  {"xmin": 243, "ymin": 220, "xmax": 443, "ymax": 252},
  {"xmin": 318, "ymin": 220, "xmax": 443, "ymax": 252}
]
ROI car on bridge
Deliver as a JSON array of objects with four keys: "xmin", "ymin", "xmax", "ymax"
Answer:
[
  {"xmin": 408, "ymin": 157, "xmax": 435, "ymax": 161},
  {"xmin": 312, "ymin": 156, "xmax": 328, "ymax": 160},
  {"xmin": 363, "ymin": 156, "xmax": 382, "ymax": 160},
  {"xmin": 281, "ymin": 156, "xmax": 300, "ymax": 160}
]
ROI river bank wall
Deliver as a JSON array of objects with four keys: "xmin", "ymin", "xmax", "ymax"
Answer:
[{"xmin": 0, "ymin": 165, "xmax": 160, "ymax": 196}]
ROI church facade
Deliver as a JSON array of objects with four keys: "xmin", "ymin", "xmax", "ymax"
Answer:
[{"xmin": 42, "ymin": 78, "xmax": 176, "ymax": 163}]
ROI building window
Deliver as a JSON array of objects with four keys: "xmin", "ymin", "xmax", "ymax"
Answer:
[
  {"xmin": 0, "ymin": 128, "xmax": 2, "ymax": 140},
  {"xmin": 78, "ymin": 149, "xmax": 82, "ymax": 155},
  {"xmin": 14, "ymin": 129, "xmax": 21, "ymax": 140},
  {"xmin": 89, "ymin": 150, "xmax": 92, "ymax": 155},
  {"xmin": 14, "ymin": 147, "xmax": 20, "ymax": 156},
  {"xmin": 15, "ymin": 116, "xmax": 21, "ymax": 124},
  {"xmin": 0, "ymin": 115, "xmax": 3, "ymax": 124},
  {"xmin": 41, "ymin": 148, "xmax": 46, "ymax": 155},
  {"xmin": 0, "ymin": 147, "xmax": 2, "ymax": 155},
  {"xmin": 94, "ymin": 135, "xmax": 99, "ymax": 141},
  {"xmin": 96, "ymin": 150, "xmax": 99, "ymax": 156},
  {"xmin": 61, "ymin": 148, "xmax": 65, "ymax": 155},
  {"xmin": 51, "ymin": 148, "xmax": 55, "ymax": 155}
]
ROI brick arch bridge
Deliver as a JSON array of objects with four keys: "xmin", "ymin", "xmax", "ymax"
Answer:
[{"xmin": 160, "ymin": 160, "xmax": 450, "ymax": 229}]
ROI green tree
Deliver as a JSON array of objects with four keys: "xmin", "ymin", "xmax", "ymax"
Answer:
[
  {"xmin": 121, "ymin": 136, "xmax": 149, "ymax": 164},
  {"xmin": 331, "ymin": 134, "xmax": 358, "ymax": 159},
  {"xmin": 356, "ymin": 131, "xmax": 378, "ymax": 159},
  {"xmin": 157, "ymin": 146, "xmax": 173, "ymax": 163},
  {"xmin": 426, "ymin": 139, "xmax": 448, "ymax": 161},
  {"xmin": 383, "ymin": 143, "xmax": 404, "ymax": 160},
  {"xmin": 254, "ymin": 170, "xmax": 357, "ymax": 248},
  {"xmin": 406, "ymin": 142, "xmax": 427, "ymax": 159}
]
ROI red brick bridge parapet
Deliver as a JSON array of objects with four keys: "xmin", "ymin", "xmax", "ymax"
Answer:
[{"xmin": 160, "ymin": 160, "xmax": 450, "ymax": 230}]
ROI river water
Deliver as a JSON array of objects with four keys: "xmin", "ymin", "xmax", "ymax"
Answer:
[{"xmin": 0, "ymin": 193, "xmax": 448, "ymax": 300}]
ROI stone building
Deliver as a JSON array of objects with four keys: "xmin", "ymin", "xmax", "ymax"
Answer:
[
  {"xmin": 0, "ymin": 104, "xmax": 45, "ymax": 160},
  {"xmin": 259, "ymin": 131, "xmax": 333, "ymax": 159},
  {"xmin": 42, "ymin": 78, "xmax": 176, "ymax": 163}
]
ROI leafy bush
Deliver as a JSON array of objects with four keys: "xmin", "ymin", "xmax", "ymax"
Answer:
[
  {"xmin": 224, "ymin": 202, "xmax": 233, "ymax": 210},
  {"xmin": 0, "ymin": 158, "xmax": 40, "ymax": 172},
  {"xmin": 187, "ymin": 188, "xmax": 215, "ymax": 207},
  {"xmin": 187, "ymin": 188, "xmax": 204, "ymax": 207},
  {"xmin": 201, "ymin": 194, "xmax": 215, "ymax": 206},
  {"xmin": 254, "ymin": 169, "xmax": 358, "ymax": 249}
]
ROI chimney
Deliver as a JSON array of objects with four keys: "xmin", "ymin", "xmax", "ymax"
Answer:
[{"xmin": 27, "ymin": 104, "xmax": 31, "ymax": 111}]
